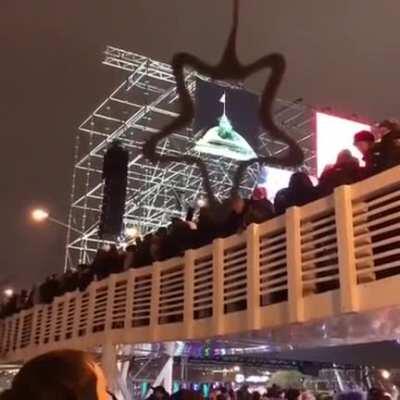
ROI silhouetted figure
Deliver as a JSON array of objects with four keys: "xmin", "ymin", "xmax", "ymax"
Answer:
[
  {"xmin": 274, "ymin": 188, "xmax": 290, "ymax": 215},
  {"xmin": 16, "ymin": 290, "xmax": 28, "ymax": 312},
  {"xmin": 287, "ymin": 172, "xmax": 318, "ymax": 207},
  {"xmin": 252, "ymin": 392, "xmax": 261, "ymax": 400},
  {"xmin": 171, "ymin": 390, "xmax": 204, "ymax": 400},
  {"xmin": 134, "ymin": 234, "xmax": 153, "ymax": 268},
  {"xmin": 379, "ymin": 120, "xmax": 400, "ymax": 170},
  {"xmin": 353, "ymin": 130, "xmax": 381, "ymax": 177},
  {"xmin": 245, "ymin": 186, "xmax": 275, "ymax": 225},
  {"xmin": 368, "ymin": 388, "xmax": 388, "ymax": 400},
  {"xmin": 196, "ymin": 206, "xmax": 221, "ymax": 247},
  {"xmin": 286, "ymin": 389, "xmax": 301, "ymax": 400},
  {"xmin": 0, "ymin": 349, "xmax": 108, "ymax": 400},
  {"xmin": 77, "ymin": 264, "xmax": 94, "ymax": 292},
  {"xmin": 149, "ymin": 386, "xmax": 169, "ymax": 400},
  {"xmin": 223, "ymin": 195, "xmax": 248, "ymax": 236},
  {"xmin": 59, "ymin": 269, "xmax": 79, "ymax": 295},
  {"xmin": 39, "ymin": 275, "xmax": 60, "ymax": 304},
  {"xmin": 124, "ymin": 244, "xmax": 137, "ymax": 270},
  {"xmin": 237, "ymin": 386, "xmax": 251, "ymax": 400},
  {"xmin": 318, "ymin": 150, "xmax": 361, "ymax": 196}
]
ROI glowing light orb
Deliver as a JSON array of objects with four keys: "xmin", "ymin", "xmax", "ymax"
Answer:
[{"xmin": 31, "ymin": 208, "xmax": 49, "ymax": 222}]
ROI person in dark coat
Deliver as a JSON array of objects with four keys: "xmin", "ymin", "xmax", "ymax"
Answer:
[
  {"xmin": 274, "ymin": 188, "xmax": 290, "ymax": 215},
  {"xmin": 245, "ymin": 186, "xmax": 275, "ymax": 225},
  {"xmin": 149, "ymin": 386, "xmax": 170, "ymax": 400},
  {"xmin": 353, "ymin": 130, "xmax": 381, "ymax": 177},
  {"xmin": 287, "ymin": 172, "xmax": 318, "ymax": 207},
  {"xmin": 223, "ymin": 195, "xmax": 248, "ymax": 236},
  {"xmin": 196, "ymin": 206, "xmax": 221, "ymax": 247},
  {"xmin": 134, "ymin": 234, "xmax": 153, "ymax": 268},
  {"xmin": 378, "ymin": 120, "xmax": 400, "ymax": 170},
  {"xmin": 39, "ymin": 274, "xmax": 60, "ymax": 304},
  {"xmin": 318, "ymin": 150, "xmax": 362, "ymax": 196},
  {"xmin": 77, "ymin": 264, "xmax": 94, "ymax": 292}
]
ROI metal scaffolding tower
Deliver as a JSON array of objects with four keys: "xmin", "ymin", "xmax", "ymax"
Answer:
[{"xmin": 65, "ymin": 46, "xmax": 316, "ymax": 269}]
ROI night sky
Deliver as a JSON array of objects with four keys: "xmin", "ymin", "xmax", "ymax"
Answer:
[{"xmin": 1, "ymin": 0, "xmax": 400, "ymax": 290}]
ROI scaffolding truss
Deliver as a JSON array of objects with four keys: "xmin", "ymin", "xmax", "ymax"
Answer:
[{"xmin": 65, "ymin": 46, "xmax": 316, "ymax": 268}]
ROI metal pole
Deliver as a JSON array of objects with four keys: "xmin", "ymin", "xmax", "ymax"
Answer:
[{"xmin": 48, "ymin": 216, "xmax": 84, "ymax": 235}]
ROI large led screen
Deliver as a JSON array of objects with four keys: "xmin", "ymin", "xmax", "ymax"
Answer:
[
  {"xmin": 261, "ymin": 167, "xmax": 293, "ymax": 200},
  {"xmin": 316, "ymin": 112, "xmax": 371, "ymax": 176},
  {"xmin": 193, "ymin": 79, "xmax": 261, "ymax": 161}
]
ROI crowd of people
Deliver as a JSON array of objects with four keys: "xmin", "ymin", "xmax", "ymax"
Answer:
[
  {"xmin": 1, "ymin": 121, "xmax": 400, "ymax": 319},
  {"xmin": 203, "ymin": 386, "xmax": 394, "ymax": 400},
  {"xmin": 0, "ymin": 349, "xmax": 395, "ymax": 400}
]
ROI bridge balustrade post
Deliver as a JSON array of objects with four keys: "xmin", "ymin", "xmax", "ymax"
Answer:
[
  {"xmin": 286, "ymin": 207, "xmax": 304, "ymax": 323},
  {"xmin": 246, "ymin": 224, "xmax": 261, "ymax": 330},
  {"xmin": 124, "ymin": 269, "xmax": 135, "ymax": 330},
  {"xmin": 61, "ymin": 294, "xmax": 70, "ymax": 343},
  {"xmin": 101, "ymin": 340, "xmax": 118, "ymax": 392},
  {"xmin": 38, "ymin": 305, "xmax": 46, "ymax": 347},
  {"xmin": 334, "ymin": 185, "xmax": 359, "ymax": 313},
  {"xmin": 105, "ymin": 274, "xmax": 117, "ymax": 331},
  {"xmin": 72, "ymin": 290, "xmax": 82, "ymax": 342},
  {"xmin": 150, "ymin": 262, "xmax": 161, "ymax": 341},
  {"xmin": 212, "ymin": 238, "xmax": 225, "ymax": 335},
  {"xmin": 48, "ymin": 302, "xmax": 58, "ymax": 348},
  {"xmin": 16, "ymin": 311, "xmax": 25, "ymax": 351},
  {"xmin": 86, "ymin": 283, "xmax": 97, "ymax": 339},
  {"xmin": 0, "ymin": 320, "xmax": 5, "ymax": 355},
  {"xmin": 29, "ymin": 305, "xmax": 39, "ymax": 350},
  {"xmin": 183, "ymin": 250, "xmax": 195, "ymax": 339}
]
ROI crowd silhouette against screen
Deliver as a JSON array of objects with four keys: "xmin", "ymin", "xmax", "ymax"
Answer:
[
  {"xmin": 0, "ymin": 349, "xmax": 396, "ymax": 400},
  {"xmin": 2, "ymin": 121, "xmax": 400, "ymax": 319}
]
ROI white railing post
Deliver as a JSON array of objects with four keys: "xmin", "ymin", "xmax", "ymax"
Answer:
[
  {"xmin": 105, "ymin": 275, "xmax": 117, "ymax": 331},
  {"xmin": 124, "ymin": 269, "xmax": 135, "ymax": 330},
  {"xmin": 286, "ymin": 207, "xmax": 304, "ymax": 323},
  {"xmin": 246, "ymin": 224, "xmax": 261, "ymax": 330},
  {"xmin": 37, "ymin": 305, "xmax": 46, "ymax": 346},
  {"xmin": 150, "ymin": 263, "xmax": 161, "ymax": 341},
  {"xmin": 0, "ymin": 320, "xmax": 5, "ymax": 356},
  {"xmin": 16, "ymin": 312, "xmax": 24, "ymax": 351},
  {"xmin": 212, "ymin": 239, "xmax": 225, "ymax": 335},
  {"xmin": 30, "ymin": 305, "xmax": 39, "ymax": 348},
  {"xmin": 71, "ymin": 291, "xmax": 82, "ymax": 341},
  {"xmin": 48, "ymin": 302, "xmax": 57, "ymax": 346},
  {"xmin": 101, "ymin": 340, "xmax": 118, "ymax": 392},
  {"xmin": 59, "ymin": 295, "xmax": 69, "ymax": 343},
  {"xmin": 334, "ymin": 185, "xmax": 359, "ymax": 313},
  {"xmin": 86, "ymin": 283, "xmax": 97, "ymax": 338},
  {"xmin": 183, "ymin": 250, "xmax": 195, "ymax": 339},
  {"xmin": 8, "ymin": 318, "xmax": 14, "ymax": 353},
  {"xmin": 11, "ymin": 317, "xmax": 18, "ymax": 351}
]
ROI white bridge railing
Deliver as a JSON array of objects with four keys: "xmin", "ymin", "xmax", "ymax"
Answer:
[{"xmin": 2, "ymin": 166, "xmax": 400, "ymax": 363}]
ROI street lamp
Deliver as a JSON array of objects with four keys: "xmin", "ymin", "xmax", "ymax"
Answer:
[
  {"xmin": 31, "ymin": 208, "xmax": 49, "ymax": 222},
  {"xmin": 30, "ymin": 208, "xmax": 83, "ymax": 235},
  {"xmin": 3, "ymin": 288, "xmax": 14, "ymax": 299},
  {"xmin": 382, "ymin": 370, "xmax": 391, "ymax": 380}
]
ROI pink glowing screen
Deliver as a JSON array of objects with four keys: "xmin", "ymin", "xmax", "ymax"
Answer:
[{"xmin": 316, "ymin": 112, "xmax": 371, "ymax": 176}]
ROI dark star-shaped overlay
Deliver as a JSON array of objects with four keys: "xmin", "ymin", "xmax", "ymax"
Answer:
[{"xmin": 143, "ymin": 0, "xmax": 304, "ymax": 207}]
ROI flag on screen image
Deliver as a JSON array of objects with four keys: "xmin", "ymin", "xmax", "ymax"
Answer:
[{"xmin": 193, "ymin": 78, "xmax": 261, "ymax": 160}]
